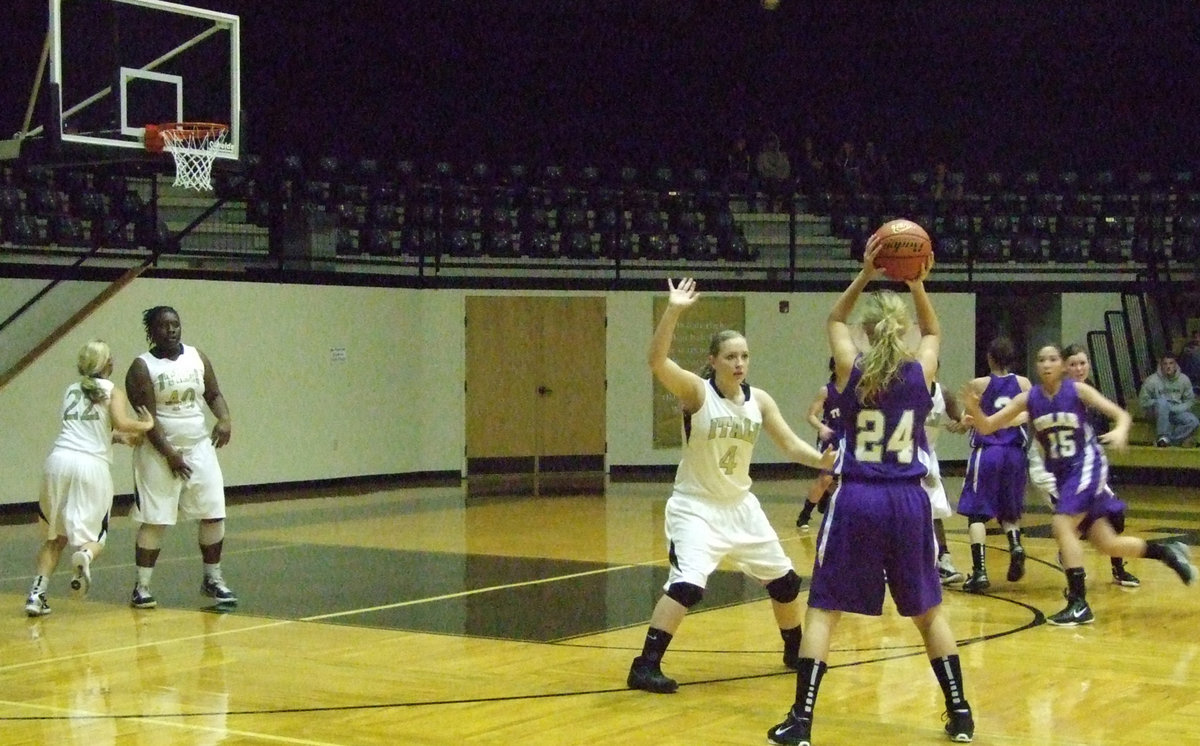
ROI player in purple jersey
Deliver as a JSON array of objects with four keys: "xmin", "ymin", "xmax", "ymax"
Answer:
[
  {"xmin": 956, "ymin": 338, "xmax": 1031, "ymax": 592},
  {"xmin": 1061, "ymin": 343, "xmax": 1139, "ymax": 586},
  {"xmin": 796, "ymin": 358, "xmax": 839, "ymax": 530},
  {"xmin": 768, "ymin": 239, "xmax": 975, "ymax": 745},
  {"xmin": 963, "ymin": 343, "xmax": 1197, "ymax": 626}
]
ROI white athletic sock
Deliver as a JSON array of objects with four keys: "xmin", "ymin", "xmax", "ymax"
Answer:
[
  {"xmin": 204, "ymin": 562, "xmax": 222, "ymax": 581},
  {"xmin": 136, "ymin": 567, "xmax": 154, "ymax": 588}
]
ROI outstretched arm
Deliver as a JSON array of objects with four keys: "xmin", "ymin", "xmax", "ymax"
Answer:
[
  {"xmin": 960, "ymin": 385, "xmax": 1030, "ymax": 435},
  {"xmin": 1077, "ymin": 382, "xmax": 1132, "ymax": 450},
  {"xmin": 828, "ymin": 239, "xmax": 882, "ymax": 385},
  {"xmin": 107, "ymin": 385, "xmax": 154, "ymax": 434},
  {"xmin": 757, "ymin": 388, "xmax": 836, "ymax": 471},
  {"xmin": 648, "ymin": 278, "xmax": 706, "ymax": 413},
  {"xmin": 905, "ymin": 256, "xmax": 939, "ymax": 386}
]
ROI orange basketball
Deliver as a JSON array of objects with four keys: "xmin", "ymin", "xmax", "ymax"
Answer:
[{"xmin": 870, "ymin": 219, "xmax": 933, "ymax": 281}]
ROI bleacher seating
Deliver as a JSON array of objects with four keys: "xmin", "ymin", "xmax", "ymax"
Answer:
[{"xmin": 1, "ymin": 152, "xmax": 1200, "ymax": 278}]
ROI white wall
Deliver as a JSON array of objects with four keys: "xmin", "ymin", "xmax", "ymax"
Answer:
[
  {"xmin": 1061, "ymin": 292, "xmax": 1122, "ymax": 350},
  {"xmin": 1, "ymin": 277, "xmax": 978, "ymax": 505}
]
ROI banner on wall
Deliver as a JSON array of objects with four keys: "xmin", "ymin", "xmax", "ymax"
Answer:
[{"xmin": 652, "ymin": 296, "xmax": 746, "ymax": 449}]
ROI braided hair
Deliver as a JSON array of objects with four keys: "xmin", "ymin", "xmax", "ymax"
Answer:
[{"xmin": 142, "ymin": 305, "xmax": 178, "ymax": 345}]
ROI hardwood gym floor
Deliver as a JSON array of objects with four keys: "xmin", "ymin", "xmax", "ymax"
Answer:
[{"xmin": 0, "ymin": 474, "xmax": 1197, "ymax": 745}]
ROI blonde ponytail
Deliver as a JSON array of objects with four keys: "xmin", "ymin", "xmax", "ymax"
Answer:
[
  {"xmin": 76, "ymin": 339, "xmax": 112, "ymax": 405},
  {"xmin": 856, "ymin": 291, "xmax": 912, "ymax": 405}
]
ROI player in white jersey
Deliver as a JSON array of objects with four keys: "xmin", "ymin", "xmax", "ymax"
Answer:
[
  {"xmin": 627, "ymin": 278, "xmax": 834, "ymax": 696},
  {"xmin": 24, "ymin": 340, "xmax": 153, "ymax": 617},
  {"xmin": 126, "ymin": 306, "xmax": 235, "ymax": 609},
  {"xmin": 926, "ymin": 376, "xmax": 967, "ymax": 585}
]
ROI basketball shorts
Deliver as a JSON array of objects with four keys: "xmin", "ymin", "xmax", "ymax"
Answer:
[
  {"xmin": 809, "ymin": 479, "xmax": 942, "ymax": 617},
  {"xmin": 662, "ymin": 492, "xmax": 794, "ymax": 590},
  {"xmin": 131, "ymin": 439, "xmax": 226, "ymax": 525},
  {"xmin": 922, "ymin": 450, "xmax": 952, "ymax": 519},
  {"xmin": 957, "ymin": 444, "xmax": 1027, "ymax": 523},
  {"xmin": 40, "ymin": 449, "xmax": 113, "ymax": 547}
]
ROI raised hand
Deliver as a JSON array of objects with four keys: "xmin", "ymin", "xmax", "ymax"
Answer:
[{"xmin": 666, "ymin": 277, "xmax": 700, "ymax": 309}]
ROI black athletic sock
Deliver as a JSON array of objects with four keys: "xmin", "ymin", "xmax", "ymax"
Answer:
[
  {"xmin": 1111, "ymin": 556, "xmax": 1125, "ymax": 572},
  {"xmin": 1065, "ymin": 567, "xmax": 1087, "ymax": 600},
  {"xmin": 931, "ymin": 654, "xmax": 968, "ymax": 710},
  {"xmin": 792, "ymin": 658, "xmax": 827, "ymax": 718},
  {"xmin": 636, "ymin": 627, "xmax": 673, "ymax": 667},
  {"xmin": 970, "ymin": 542, "xmax": 986, "ymax": 573},
  {"xmin": 798, "ymin": 502, "xmax": 814, "ymax": 521},
  {"xmin": 780, "ymin": 624, "xmax": 802, "ymax": 661},
  {"xmin": 1144, "ymin": 542, "xmax": 1167, "ymax": 561}
]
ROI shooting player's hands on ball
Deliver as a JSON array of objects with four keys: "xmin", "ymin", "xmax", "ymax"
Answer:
[
  {"xmin": 861, "ymin": 237, "xmax": 884, "ymax": 280},
  {"xmin": 905, "ymin": 253, "xmax": 935, "ymax": 287}
]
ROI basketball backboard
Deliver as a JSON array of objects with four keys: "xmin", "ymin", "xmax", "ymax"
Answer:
[{"xmin": 23, "ymin": 0, "xmax": 240, "ymax": 161}]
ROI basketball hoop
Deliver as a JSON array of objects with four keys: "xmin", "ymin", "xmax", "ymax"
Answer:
[{"xmin": 148, "ymin": 122, "xmax": 232, "ymax": 191}]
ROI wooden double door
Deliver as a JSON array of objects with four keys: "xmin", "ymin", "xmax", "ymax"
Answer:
[{"xmin": 465, "ymin": 296, "xmax": 606, "ymax": 496}]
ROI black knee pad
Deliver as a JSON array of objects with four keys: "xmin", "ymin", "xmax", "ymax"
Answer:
[
  {"xmin": 1110, "ymin": 511, "xmax": 1126, "ymax": 534},
  {"xmin": 665, "ymin": 582, "xmax": 704, "ymax": 608},
  {"xmin": 766, "ymin": 570, "xmax": 803, "ymax": 603}
]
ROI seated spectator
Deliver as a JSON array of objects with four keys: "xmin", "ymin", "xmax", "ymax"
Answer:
[
  {"xmin": 1179, "ymin": 329, "xmax": 1200, "ymax": 392},
  {"xmin": 1138, "ymin": 352, "xmax": 1198, "ymax": 446},
  {"xmin": 755, "ymin": 131, "xmax": 792, "ymax": 213},
  {"xmin": 795, "ymin": 136, "xmax": 828, "ymax": 198},
  {"xmin": 724, "ymin": 133, "xmax": 755, "ymax": 203},
  {"xmin": 860, "ymin": 141, "xmax": 888, "ymax": 194},
  {"xmin": 832, "ymin": 140, "xmax": 861, "ymax": 196},
  {"xmin": 929, "ymin": 161, "xmax": 964, "ymax": 203}
]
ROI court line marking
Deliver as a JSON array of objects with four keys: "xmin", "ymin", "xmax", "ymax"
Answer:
[
  {"xmin": 0, "ymin": 698, "xmax": 345, "ymax": 746},
  {"xmin": 300, "ymin": 562, "xmax": 648, "ymax": 621}
]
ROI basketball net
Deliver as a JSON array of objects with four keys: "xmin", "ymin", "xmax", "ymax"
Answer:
[{"xmin": 159, "ymin": 123, "xmax": 233, "ymax": 191}]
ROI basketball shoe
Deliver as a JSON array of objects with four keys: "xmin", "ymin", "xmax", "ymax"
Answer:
[
  {"xmin": 1046, "ymin": 596, "xmax": 1094, "ymax": 626},
  {"xmin": 130, "ymin": 585, "xmax": 157, "ymax": 609},
  {"xmin": 943, "ymin": 707, "xmax": 975, "ymax": 742},
  {"xmin": 24, "ymin": 593, "xmax": 51, "ymax": 617},
  {"xmin": 961, "ymin": 569, "xmax": 990, "ymax": 593},
  {"xmin": 1006, "ymin": 546, "xmax": 1026, "ymax": 582},
  {"xmin": 1160, "ymin": 541, "xmax": 1197, "ymax": 585},
  {"xmin": 626, "ymin": 660, "xmax": 678, "ymax": 693},
  {"xmin": 70, "ymin": 549, "xmax": 92, "ymax": 597},
  {"xmin": 767, "ymin": 708, "xmax": 812, "ymax": 746},
  {"xmin": 938, "ymin": 553, "xmax": 965, "ymax": 585},
  {"xmin": 201, "ymin": 576, "xmax": 238, "ymax": 604}
]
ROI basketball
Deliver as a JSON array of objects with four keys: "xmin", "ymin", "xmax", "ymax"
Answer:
[{"xmin": 870, "ymin": 219, "xmax": 933, "ymax": 281}]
